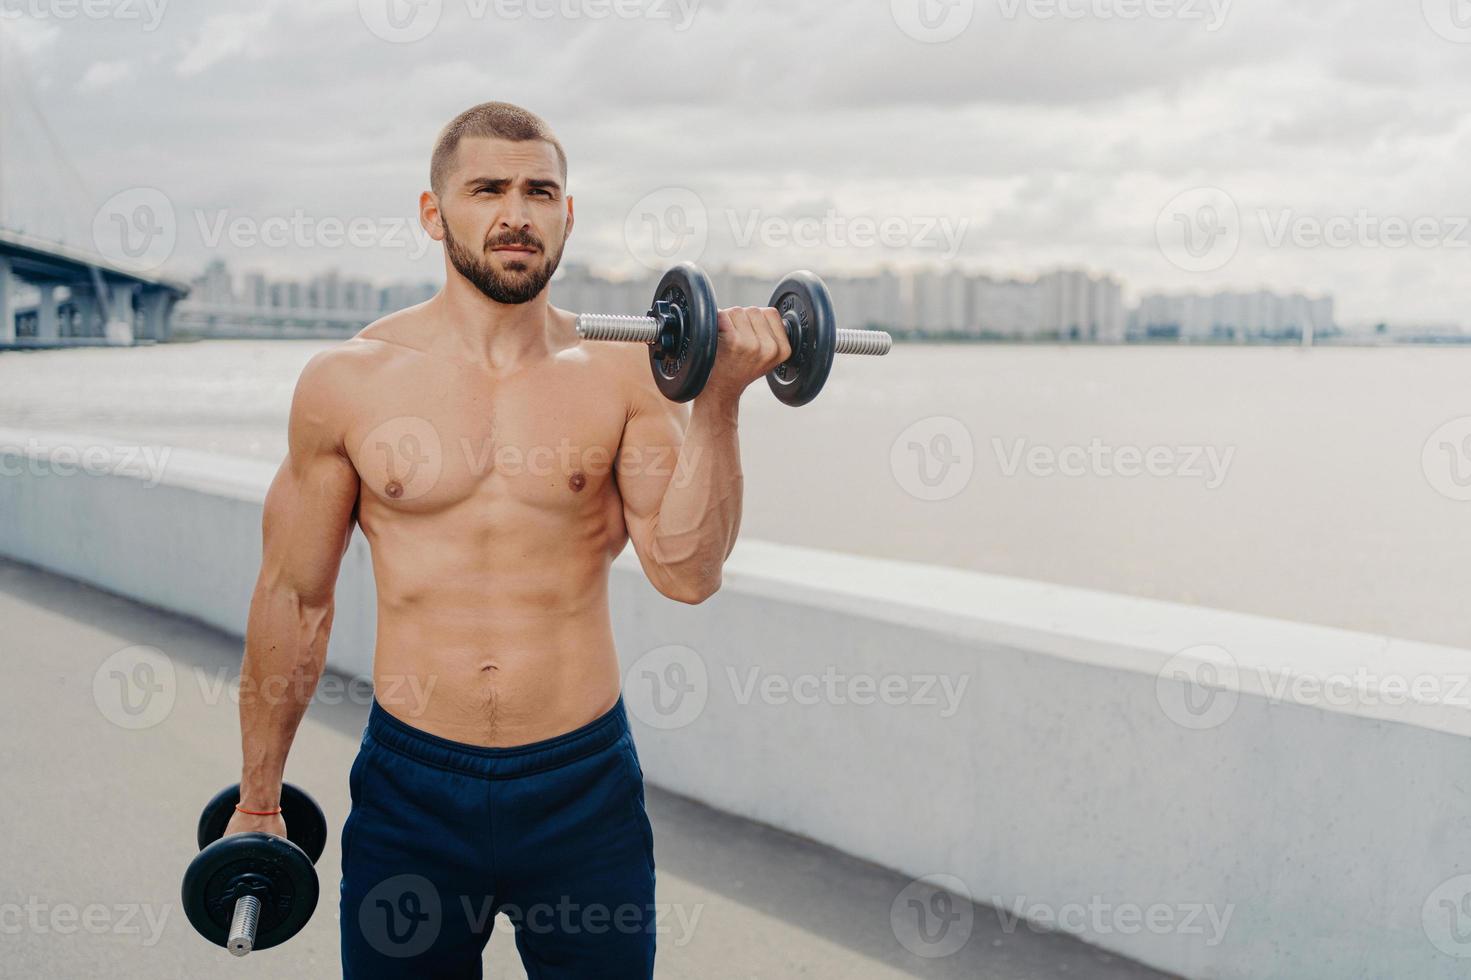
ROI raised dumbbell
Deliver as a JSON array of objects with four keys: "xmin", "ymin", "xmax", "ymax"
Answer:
[
  {"xmin": 576, "ymin": 262, "xmax": 720, "ymax": 403},
  {"xmin": 181, "ymin": 783, "xmax": 327, "ymax": 956},
  {"xmin": 764, "ymin": 270, "xmax": 892, "ymax": 406},
  {"xmin": 575, "ymin": 263, "xmax": 891, "ymax": 406}
]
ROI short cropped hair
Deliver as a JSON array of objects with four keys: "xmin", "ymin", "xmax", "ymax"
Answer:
[{"xmin": 430, "ymin": 102, "xmax": 568, "ymax": 196}]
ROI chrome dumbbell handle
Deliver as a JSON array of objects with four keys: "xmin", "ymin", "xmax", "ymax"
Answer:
[
  {"xmin": 580, "ymin": 312, "xmax": 891, "ymax": 357},
  {"xmin": 227, "ymin": 895, "xmax": 260, "ymax": 957},
  {"xmin": 576, "ymin": 313, "xmax": 661, "ymax": 344},
  {"xmin": 834, "ymin": 327, "xmax": 892, "ymax": 356}
]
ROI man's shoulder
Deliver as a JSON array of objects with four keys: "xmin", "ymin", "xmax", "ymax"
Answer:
[
  {"xmin": 551, "ymin": 305, "xmax": 679, "ymax": 411},
  {"xmin": 354, "ymin": 302, "xmax": 433, "ymax": 350},
  {"xmin": 299, "ymin": 307, "xmax": 428, "ymax": 393}
]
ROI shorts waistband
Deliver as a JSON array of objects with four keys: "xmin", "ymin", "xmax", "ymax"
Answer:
[{"xmin": 365, "ymin": 696, "xmax": 629, "ymax": 780}]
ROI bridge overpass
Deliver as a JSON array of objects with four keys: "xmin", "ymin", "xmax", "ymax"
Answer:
[
  {"xmin": 0, "ymin": 28, "xmax": 189, "ymax": 348},
  {"xmin": 0, "ymin": 227, "xmax": 189, "ymax": 348}
]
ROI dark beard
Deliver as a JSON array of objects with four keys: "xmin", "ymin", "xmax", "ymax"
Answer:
[{"xmin": 444, "ymin": 222, "xmax": 565, "ymax": 305}]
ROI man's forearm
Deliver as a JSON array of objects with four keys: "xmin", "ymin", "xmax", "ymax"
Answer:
[
  {"xmin": 647, "ymin": 394, "xmax": 744, "ymax": 599},
  {"xmin": 238, "ymin": 581, "xmax": 333, "ymax": 807}
]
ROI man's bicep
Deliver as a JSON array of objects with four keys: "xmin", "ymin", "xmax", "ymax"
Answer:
[
  {"xmin": 616, "ymin": 394, "xmax": 688, "ymax": 555},
  {"xmin": 258, "ymin": 357, "xmax": 360, "ymax": 604}
]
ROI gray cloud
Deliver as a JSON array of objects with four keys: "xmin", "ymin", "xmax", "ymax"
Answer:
[{"xmin": 1, "ymin": 0, "xmax": 1468, "ymax": 325}]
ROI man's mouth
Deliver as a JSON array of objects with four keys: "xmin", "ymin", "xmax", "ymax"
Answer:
[{"xmin": 490, "ymin": 244, "xmax": 539, "ymax": 255}]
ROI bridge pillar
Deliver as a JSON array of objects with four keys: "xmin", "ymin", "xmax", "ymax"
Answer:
[
  {"xmin": 105, "ymin": 282, "xmax": 138, "ymax": 345},
  {"xmin": 0, "ymin": 256, "xmax": 13, "ymax": 345},
  {"xmin": 35, "ymin": 284, "xmax": 59, "ymax": 343},
  {"xmin": 69, "ymin": 287, "xmax": 102, "ymax": 339},
  {"xmin": 137, "ymin": 286, "xmax": 175, "ymax": 342}
]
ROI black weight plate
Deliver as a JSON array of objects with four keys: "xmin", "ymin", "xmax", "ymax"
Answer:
[
  {"xmin": 766, "ymin": 271, "xmax": 837, "ymax": 407},
  {"xmin": 182, "ymin": 832, "xmax": 319, "ymax": 951},
  {"xmin": 648, "ymin": 262, "xmax": 718, "ymax": 403},
  {"xmin": 197, "ymin": 783, "xmax": 328, "ymax": 865}
]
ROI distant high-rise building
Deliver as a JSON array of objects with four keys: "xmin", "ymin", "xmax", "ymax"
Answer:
[
  {"xmin": 192, "ymin": 259, "xmax": 235, "ymax": 305},
  {"xmin": 241, "ymin": 272, "xmax": 268, "ymax": 309},
  {"xmin": 908, "ymin": 268, "xmax": 969, "ymax": 333},
  {"xmin": 823, "ymin": 268, "xmax": 904, "ymax": 333},
  {"xmin": 1034, "ymin": 268, "xmax": 1123, "ymax": 341},
  {"xmin": 1132, "ymin": 288, "xmax": 1335, "ymax": 341},
  {"xmin": 969, "ymin": 275, "xmax": 1043, "ymax": 338}
]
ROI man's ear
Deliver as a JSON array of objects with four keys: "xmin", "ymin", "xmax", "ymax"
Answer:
[
  {"xmin": 420, "ymin": 190, "xmax": 445, "ymax": 242},
  {"xmin": 564, "ymin": 194, "xmax": 575, "ymax": 241}
]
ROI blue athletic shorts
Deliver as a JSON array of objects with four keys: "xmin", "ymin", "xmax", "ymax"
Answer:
[{"xmin": 339, "ymin": 697, "xmax": 657, "ymax": 978}]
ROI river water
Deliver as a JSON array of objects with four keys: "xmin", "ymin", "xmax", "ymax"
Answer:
[{"xmin": 2, "ymin": 340, "xmax": 1468, "ymax": 649}]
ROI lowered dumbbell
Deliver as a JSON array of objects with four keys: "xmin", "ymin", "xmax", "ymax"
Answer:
[
  {"xmin": 182, "ymin": 783, "xmax": 327, "ymax": 956},
  {"xmin": 575, "ymin": 263, "xmax": 891, "ymax": 406}
]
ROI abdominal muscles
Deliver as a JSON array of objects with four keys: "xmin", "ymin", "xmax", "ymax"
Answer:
[{"xmin": 360, "ymin": 488, "xmax": 628, "ymax": 746}]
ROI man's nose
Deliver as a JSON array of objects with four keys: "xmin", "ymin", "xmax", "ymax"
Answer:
[{"xmin": 496, "ymin": 194, "xmax": 532, "ymax": 229}]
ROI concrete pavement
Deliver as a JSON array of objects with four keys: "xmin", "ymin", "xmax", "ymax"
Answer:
[{"xmin": 0, "ymin": 557, "xmax": 1170, "ymax": 979}]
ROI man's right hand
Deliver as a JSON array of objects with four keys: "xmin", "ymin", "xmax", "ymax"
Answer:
[{"xmin": 224, "ymin": 807, "xmax": 288, "ymax": 840}]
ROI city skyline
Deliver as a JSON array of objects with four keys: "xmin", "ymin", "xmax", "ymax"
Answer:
[{"xmin": 180, "ymin": 254, "xmax": 1362, "ymax": 344}]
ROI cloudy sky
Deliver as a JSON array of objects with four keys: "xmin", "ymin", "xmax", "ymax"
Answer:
[{"xmin": 2, "ymin": 0, "xmax": 1470, "ymax": 326}]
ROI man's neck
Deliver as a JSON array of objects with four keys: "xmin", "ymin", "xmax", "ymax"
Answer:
[{"xmin": 429, "ymin": 275, "xmax": 561, "ymax": 373}]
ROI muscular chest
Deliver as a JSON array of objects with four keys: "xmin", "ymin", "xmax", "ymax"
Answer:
[{"xmin": 345, "ymin": 356, "xmax": 627, "ymax": 517}]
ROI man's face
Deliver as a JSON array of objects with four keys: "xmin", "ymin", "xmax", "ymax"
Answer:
[{"xmin": 437, "ymin": 137, "xmax": 571, "ymax": 305}]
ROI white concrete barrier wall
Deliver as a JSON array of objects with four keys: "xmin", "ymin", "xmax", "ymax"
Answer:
[{"xmin": 2, "ymin": 428, "xmax": 1468, "ymax": 979}]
